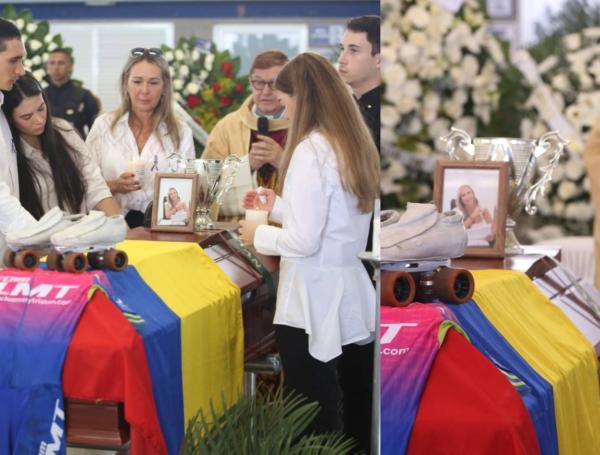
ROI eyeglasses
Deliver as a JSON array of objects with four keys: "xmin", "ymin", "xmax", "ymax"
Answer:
[
  {"xmin": 130, "ymin": 47, "xmax": 163, "ymax": 58},
  {"xmin": 250, "ymin": 78, "xmax": 276, "ymax": 90}
]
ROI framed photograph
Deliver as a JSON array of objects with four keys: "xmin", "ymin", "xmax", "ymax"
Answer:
[
  {"xmin": 434, "ymin": 161, "xmax": 509, "ymax": 258},
  {"xmin": 151, "ymin": 173, "xmax": 197, "ymax": 233},
  {"xmin": 486, "ymin": 0, "xmax": 517, "ymax": 20}
]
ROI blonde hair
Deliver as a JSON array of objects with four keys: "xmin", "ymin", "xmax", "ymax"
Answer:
[
  {"xmin": 111, "ymin": 53, "xmax": 181, "ymax": 149},
  {"xmin": 275, "ymin": 52, "xmax": 379, "ymax": 213}
]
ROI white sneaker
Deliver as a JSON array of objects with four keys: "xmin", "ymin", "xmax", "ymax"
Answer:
[
  {"xmin": 5, "ymin": 207, "xmax": 84, "ymax": 247},
  {"xmin": 51, "ymin": 211, "xmax": 126, "ymax": 248},
  {"xmin": 381, "ymin": 203, "xmax": 468, "ymax": 262},
  {"xmin": 381, "ymin": 210, "xmax": 400, "ymax": 227}
]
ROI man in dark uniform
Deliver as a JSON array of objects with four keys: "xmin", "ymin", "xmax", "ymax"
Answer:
[
  {"xmin": 336, "ymin": 14, "xmax": 381, "ymax": 455},
  {"xmin": 338, "ymin": 15, "xmax": 381, "ymax": 151},
  {"xmin": 44, "ymin": 48, "xmax": 99, "ymax": 138}
]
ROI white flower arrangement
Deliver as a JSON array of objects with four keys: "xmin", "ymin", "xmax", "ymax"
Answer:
[
  {"xmin": 381, "ymin": 0, "xmax": 507, "ymax": 207},
  {"xmin": 519, "ymin": 26, "xmax": 600, "ymax": 234}
]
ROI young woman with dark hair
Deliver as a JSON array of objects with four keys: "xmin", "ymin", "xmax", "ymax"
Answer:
[{"xmin": 2, "ymin": 72, "xmax": 120, "ymax": 219}]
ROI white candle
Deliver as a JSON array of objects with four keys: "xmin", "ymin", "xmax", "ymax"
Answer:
[{"xmin": 245, "ymin": 209, "xmax": 269, "ymax": 225}]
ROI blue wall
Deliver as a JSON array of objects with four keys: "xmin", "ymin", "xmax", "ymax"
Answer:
[{"xmin": 12, "ymin": 2, "xmax": 379, "ymax": 19}]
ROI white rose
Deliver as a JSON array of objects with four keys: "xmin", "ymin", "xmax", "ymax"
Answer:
[
  {"xmin": 565, "ymin": 105, "xmax": 581, "ymax": 127},
  {"xmin": 382, "ymin": 65, "xmax": 407, "ymax": 88},
  {"xmin": 42, "ymin": 52, "xmax": 49, "ymax": 63},
  {"xmin": 32, "ymin": 69, "xmax": 45, "ymax": 81},
  {"xmin": 557, "ymin": 180, "xmax": 579, "ymax": 200},
  {"xmin": 450, "ymin": 66, "xmax": 466, "ymax": 87},
  {"xmin": 485, "ymin": 36, "xmax": 505, "ymax": 66},
  {"xmin": 23, "ymin": 59, "xmax": 32, "ymax": 69},
  {"xmin": 397, "ymin": 96, "xmax": 418, "ymax": 114},
  {"xmin": 563, "ymin": 33, "xmax": 582, "ymax": 51},
  {"xmin": 44, "ymin": 34, "xmax": 55, "ymax": 44},
  {"xmin": 173, "ymin": 79, "xmax": 184, "ymax": 91},
  {"xmin": 453, "ymin": 117, "xmax": 477, "ymax": 138},
  {"xmin": 179, "ymin": 65, "xmax": 190, "ymax": 77},
  {"xmin": 406, "ymin": 116, "xmax": 422, "ymax": 135},
  {"xmin": 40, "ymin": 80, "xmax": 48, "ymax": 89},
  {"xmin": 381, "ymin": 126, "xmax": 397, "ymax": 145},
  {"xmin": 185, "ymin": 82, "xmax": 200, "ymax": 95},
  {"xmin": 564, "ymin": 201, "xmax": 593, "ymax": 221},
  {"xmin": 474, "ymin": 104, "xmax": 491, "ymax": 124},
  {"xmin": 443, "ymin": 99, "xmax": 464, "ymax": 120},
  {"xmin": 174, "ymin": 49, "xmax": 184, "ymax": 61},
  {"xmin": 191, "ymin": 50, "xmax": 200, "ymax": 61},
  {"xmin": 29, "ymin": 40, "xmax": 42, "ymax": 51},
  {"xmin": 398, "ymin": 43, "xmax": 419, "ymax": 64},
  {"xmin": 31, "ymin": 55, "xmax": 42, "ymax": 66},
  {"xmin": 15, "ymin": 19, "xmax": 24, "ymax": 30},
  {"xmin": 552, "ymin": 163, "xmax": 565, "ymax": 181},
  {"xmin": 47, "ymin": 42, "xmax": 57, "ymax": 52},
  {"xmin": 405, "ymin": 5, "xmax": 429, "ymax": 28},
  {"xmin": 26, "ymin": 23, "xmax": 37, "ymax": 34},
  {"xmin": 421, "ymin": 92, "xmax": 440, "ymax": 124},
  {"xmin": 169, "ymin": 67, "xmax": 175, "ymax": 77},
  {"xmin": 164, "ymin": 51, "xmax": 174, "ymax": 62},
  {"xmin": 551, "ymin": 73, "xmax": 571, "ymax": 93},
  {"xmin": 428, "ymin": 118, "xmax": 451, "ymax": 139},
  {"xmin": 584, "ymin": 27, "xmax": 600, "ymax": 40},
  {"xmin": 462, "ymin": 54, "xmax": 480, "ymax": 81},
  {"xmin": 204, "ymin": 53, "xmax": 215, "ymax": 71},
  {"xmin": 408, "ymin": 30, "xmax": 428, "ymax": 47},
  {"xmin": 403, "ymin": 79, "xmax": 422, "ymax": 99},
  {"xmin": 381, "ymin": 105, "xmax": 400, "ymax": 128},
  {"xmin": 445, "ymin": 45, "xmax": 462, "ymax": 65},
  {"xmin": 535, "ymin": 195, "xmax": 552, "ymax": 216},
  {"xmin": 565, "ymin": 158, "xmax": 585, "ymax": 181},
  {"xmin": 199, "ymin": 70, "xmax": 209, "ymax": 82}
]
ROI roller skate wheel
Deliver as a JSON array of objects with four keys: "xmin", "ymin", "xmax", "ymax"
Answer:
[
  {"xmin": 432, "ymin": 268, "xmax": 474, "ymax": 304},
  {"xmin": 15, "ymin": 250, "xmax": 39, "ymax": 271},
  {"xmin": 46, "ymin": 251, "xmax": 61, "ymax": 271},
  {"xmin": 63, "ymin": 252, "xmax": 88, "ymax": 274},
  {"xmin": 104, "ymin": 249, "xmax": 128, "ymax": 271},
  {"xmin": 382, "ymin": 271, "xmax": 415, "ymax": 307},
  {"xmin": 4, "ymin": 250, "xmax": 16, "ymax": 268}
]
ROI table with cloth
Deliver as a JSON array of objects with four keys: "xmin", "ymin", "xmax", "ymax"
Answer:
[
  {"xmin": 381, "ymin": 249, "xmax": 600, "ymax": 455},
  {"xmin": 62, "ymin": 239, "xmax": 243, "ymax": 453}
]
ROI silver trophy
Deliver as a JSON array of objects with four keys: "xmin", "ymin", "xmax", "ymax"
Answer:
[
  {"xmin": 190, "ymin": 156, "xmax": 241, "ymax": 230},
  {"xmin": 442, "ymin": 127, "xmax": 568, "ymax": 254}
]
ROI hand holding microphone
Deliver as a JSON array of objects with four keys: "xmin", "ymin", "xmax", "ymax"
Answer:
[{"xmin": 249, "ymin": 116, "xmax": 283, "ymax": 170}]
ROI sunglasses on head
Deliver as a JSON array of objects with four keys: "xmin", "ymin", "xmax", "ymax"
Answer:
[{"xmin": 130, "ymin": 47, "xmax": 163, "ymax": 57}]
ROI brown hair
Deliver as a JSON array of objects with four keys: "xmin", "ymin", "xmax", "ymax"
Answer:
[
  {"xmin": 111, "ymin": 52, "xmax": 181, "ymax": 149},
  {"xmin": 275, "ymin": 52, "xmax": 379, "ymax": 213},
  {"xmin": 249, "ymin": 50, "xmax": 289, "ymax": 75}
]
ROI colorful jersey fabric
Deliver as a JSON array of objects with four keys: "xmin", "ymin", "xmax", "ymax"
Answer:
[
  {"xmin": 380, "ymin": 304, "xmax": 466, "ymax": 454},
  {"xmin": 407, "ymin": 328, "xmax": 541, "ymax": 455},
  {"xmin": 0, "ymin": 269, "xmax": 96, "ymax": 455},
  {"xmin": 104, "ymin": 266, "xmax": 184, "ymax": 454},
  {"xmin": 451, "ymin": 300, "xmax": 559, "ymax": 455},
  {"xmin": 471, "ymin": 269, "xmax": 600, "ymax": 455}
]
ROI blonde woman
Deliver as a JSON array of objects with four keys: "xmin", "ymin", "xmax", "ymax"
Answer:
[
  {"xmin": 87, "ymin": 47, "xmax": 194, "ymax": 227},
  {"xmin": 239, "ymin": 52, "xmax": 379, "ymax": 443}
]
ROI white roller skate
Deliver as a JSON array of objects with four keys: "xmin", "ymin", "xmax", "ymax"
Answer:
[
  {"xmin": 380, "ymin": 203, "xmax": 474, "ymax": 306},
  {"xmin": 49, "ymin": 211, "xmax": 128, "ymax": 273},
  {"xmin": 4, "ymin": 207, "xmax": 85, "ymax": 271}
]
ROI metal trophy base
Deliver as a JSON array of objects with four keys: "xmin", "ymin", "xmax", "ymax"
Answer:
[
  {"xmin": 504, "ymin": 217, "xmax": 524, "ymax": 255},
  {"xmin": 194, "ymin": 207, "xmax": 215, "ymax": 231}
]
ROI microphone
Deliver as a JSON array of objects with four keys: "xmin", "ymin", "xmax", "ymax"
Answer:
[{"xmin": 257, "ymin": 116, "xmax": 269, "ymax": 136}]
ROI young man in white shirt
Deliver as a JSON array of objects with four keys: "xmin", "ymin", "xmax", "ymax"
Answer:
[{"xmin": 0, "ymin": 19, "xmax": 38, "ymax": 259}]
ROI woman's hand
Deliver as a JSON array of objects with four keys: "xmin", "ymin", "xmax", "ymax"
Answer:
[
  {"xmin": 238, "ymin": 219, "xmax": 259, "ymax": 247},
  {"xmin": 109, "ymin": 172, "xmax": 141, "ymax": 194},
  {"xmin": 243, "ymin": 188, "xmax": 276, "ymax": 212}
]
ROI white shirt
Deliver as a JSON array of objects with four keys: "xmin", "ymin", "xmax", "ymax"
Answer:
[
  {"xmin": 0, "ymin": 92, "xmax": 18, "ymax": 197},
  {"xmin": 86, "ymin": 112, "xmax": 195, "ymax": 214},
  {"xmin": 254, "ymin": 130, "xmax": 375, "ymax": 362},
  {"xmin": 21, "ymin": 119, "xmax": 112, "ymax": 214}
]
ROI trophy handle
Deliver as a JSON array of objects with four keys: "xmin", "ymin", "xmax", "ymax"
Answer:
[
  {"xmin": 215, "ymin": 155, "xmax": 242, "ymax": 205},
  {"xmin": 523, "ymin": 131, "xmax": 568, "ymax": 215},
  {"xmin": 441, "ymin": 127, "xmax": 475, "ymax": 160}
]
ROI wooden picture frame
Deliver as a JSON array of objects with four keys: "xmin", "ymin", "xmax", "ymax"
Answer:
[
  {"xmin": 434, "ymin": 160, "xmax": 509, "ymax": 258},
  {"xmin": 150, "ymin": 173, "xmax": 197, "ymax": 233}
]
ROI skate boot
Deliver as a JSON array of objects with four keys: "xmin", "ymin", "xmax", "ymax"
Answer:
[
  {"xmin": 49, "ymin": 211, "xmax": 128, "ymax": 273},
  {"xmin": 380, "ymin": 203, "xmax": 474, "ymax": 306},
  {"xmin": 4, "ymin": 207, "xmax": 85, "ymax": 271}
]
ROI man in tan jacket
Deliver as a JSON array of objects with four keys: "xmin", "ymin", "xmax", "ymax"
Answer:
[
  {"xmin": 202, "ymin": 50, "xmax": 289, "ymax": 217},
  {"xmin": 583, "ymin": 117, "xmax": 600, "ymax": 287}
]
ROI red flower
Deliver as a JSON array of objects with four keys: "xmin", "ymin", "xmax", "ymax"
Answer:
[
  {"xmin": 234, "ymin": 83, "xmax": 244, "ymax": 94},
  {"xmin": 225, "ymin": 70, "xmax": 234, "ymax": 78},
  {"xmin": 186, "ymin": 95, "xmax": 200, "ymax": 108},
  {"xmin": 212, "ymin": 109, "xmax": 220, "ymax": 117},
  {"xmin": 212, "ymin": 83, "xmax": 221, "ymax": 93},
  {"xmin": 219, "ymin": 97, "xmax": 232, "ymax": 106},
  {"xmin": 222, "ymin": 61, "xmax": 234, "ymax": 73}
]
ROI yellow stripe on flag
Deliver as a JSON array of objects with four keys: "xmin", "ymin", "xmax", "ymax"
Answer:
[
  {"xmin": 118, "ymin": 240, "xmax": 243, "ymax": 423},
  {"xmin": 472, "ymin": 269, "xmax": 600, "ymax": 455}
]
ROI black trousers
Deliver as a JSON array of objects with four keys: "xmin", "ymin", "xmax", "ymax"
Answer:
[{"xmin": 275, "ymin": 325, "xmax": 374, "ymax": 454}]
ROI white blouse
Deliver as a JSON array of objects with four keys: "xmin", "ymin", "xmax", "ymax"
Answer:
[
  {"xmin": 21, "ymin": 118, "xmax": 112, "ymax": 214},
  {"xmin": 86, "ymin": 112, "xmax": 195, "ymax": 214},
  {"xmin": 254, "ymin": 130, "xmax": 375, "ymax": 362}
]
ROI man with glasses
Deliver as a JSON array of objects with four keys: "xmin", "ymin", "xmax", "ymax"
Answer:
[
  {"xmin": 45, "ymin": 48, "xmax": 100, "ymax": 138},
  {"xmin": 338, "ymin": 15, "xmax": 380, "ymax": 151},
  {"xmin": 202, "ymin": 50, "xmax": 289, "ymax": 218}
]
